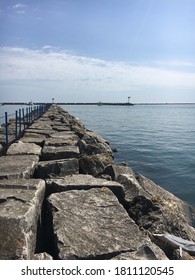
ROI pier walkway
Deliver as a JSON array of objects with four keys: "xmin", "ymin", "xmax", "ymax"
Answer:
[{"xmin": 0, "ymin": 104, "xmax": 195, "ymax": 260}]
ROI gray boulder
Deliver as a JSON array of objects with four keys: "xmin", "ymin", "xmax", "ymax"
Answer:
[
  {"xmin": 117, "ymin": 173, "xmax": 195, "ymax": 259},
  {"xmin": 47, "ymin": 188, "xmax": 167, "ymax": 259},
  {"xmin": 0, "ymin": 179, "xmax": 45, "ymax": 259},
  {"xmin": 36, "ymin": 158, "xmax": 79, "ymax": 179},
  {"xmin": 100, "ymin": 163, "xmax": 135, "ymax": 181},
  {"xmin": 6, "ymin": 142, "xmax": 42, "ymax": 156},
  {"xmin": 0, "ymin": 155, "xmax": 39, "ymax": 179},
  {"xmin": 79, "ymin": 154, "xmax": 114, "ymax": 176},
  {"xmin": 46, "ymin": 174, "xmax": 124, "ymax": 199},
  {"xmin": 41, "ymin": 146, "xmax": 80, "ymax": 161}
]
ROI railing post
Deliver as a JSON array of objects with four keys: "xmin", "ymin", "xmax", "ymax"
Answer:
[
  {"xmin": 5, "ymin": 112, "xmax": 8, "ymax": 146},
  {"xmin": 22, "ymin": 108, "xmax": 25, "ymax": 130},
  {"xmin": 26, "ymin": 108, "xmax": 28, "ymax": 127},
  {"xmin": 15, "ymin": 110, "xmax": 18, "ymax": 139},
  {"xmin": 28, "ymin": 107, "xmax": 30, "ymax": 124},
  {"xmin": 19, "ymin": 109, "xmax": 21, "ymax": 134},
  {"xmin": 30, "ymin": 107, "xmax": 33, "ymax": 123}
]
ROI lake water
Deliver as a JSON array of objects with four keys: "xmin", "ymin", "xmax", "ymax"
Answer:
[
  {"xmin": 1, "ymin": 104, "xmax": 195, "ymax": 207},
  {"xmin": 62, "ymin": 104, "xmax": 195, "ymax": 207}
]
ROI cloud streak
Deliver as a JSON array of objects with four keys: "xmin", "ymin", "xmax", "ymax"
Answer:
[{"xmin": 0, "ymin": 46, "xmax": 195, "ymax": 102}]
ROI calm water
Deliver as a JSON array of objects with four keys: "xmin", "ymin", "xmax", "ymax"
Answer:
[
  {"xmin": 62, "ymin": 104, "xmax": 195, "ymax": 207},
  {"xmin": 1, "ymin": 104, "xmax": 195, "ymax": 207}
]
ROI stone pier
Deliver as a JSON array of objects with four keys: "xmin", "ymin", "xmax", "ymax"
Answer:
[{"xmin": 0, "ymin": 104, "xmax": 195, "ymax": 260}]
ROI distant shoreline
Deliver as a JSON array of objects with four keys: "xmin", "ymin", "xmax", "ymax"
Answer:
[{"xmin": 1, "ymin": 102, "xmax": 195, "ymax": 106}]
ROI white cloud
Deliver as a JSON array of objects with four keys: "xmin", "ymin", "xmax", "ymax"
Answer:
[
  {"xmin": 0, "ymin": 47, "xmax": 195, "ymax": 102},
  {"xmin": 13, "ymin": 4, "xmax": 26, "ymax": 9}
]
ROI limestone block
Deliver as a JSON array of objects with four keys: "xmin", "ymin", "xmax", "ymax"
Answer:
[
  {"xmin": 117, "ymin": 173, "xmax": 195, "ymax": 249},
  {"xmin": 47, "ymin": 188, "xmax": 167, "ymax": 259},
  {"xmin": 24, "ymin": 128, "xmax": 54, "ymax": 137},
  {"xmin": 50, "ymin": 131, "xmax": 79, "ymax": 139},
  {"xmin": 46, "ymin": 174, "xmax": 124, "ymax": 199},
  {"xmin": 36, "ymin": 158, "xmax": 79, "ymax": 179},
  {"xmin": 41, "ymin": 146, "xmax": 80, "ymax": 161},
  {"xmin": 18, "ymin": 137, "xmax": 46, "ymax": 146},
  {"xmin": 6, "ymin": 142, "xmax": 42, "ymax": 156},
  {"xmin": 111, "ymin": 244, "xmax": 167, "ymax": 260},
  {"xmin": 30, "ymin": 122, "xmax": 53, "ymax": 130},
  {"xmin": 0, "ymin": 155, "xmax": 39, "ymax": 179},
  {"xmin": 44, "ymin": 138, "xmax": 78, "ymax": 147},
  {"xmin": 0, "ymin": 179, "xmax": 45, "ymax": 259}
]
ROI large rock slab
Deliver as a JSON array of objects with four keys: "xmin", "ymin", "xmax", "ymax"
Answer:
[
  {"xmin": 41, "ymin": 146, "xmax": 80, "ymax": 161},
  {"xmin": 18, "ymin": 137, "xmax": 46, "ymax": 146},
  {"xmin": 36, "ymin": 158, "xmax": 79, "ymax": 179},
  {"xmin": 6, "ymin": 142, "xmax": 42, "ymax": 156},
  {"xmin": 47, "ymin": 188, "xmax": 167, "ymax": 259},
  {"xmin": 0, "ymin": 179, "xmax": 45, "ymax": 259},
  {"xmin": 30, "ymin": 122, "xmax": 53, "ymax": 130},
  {"xmin": 50, "ymin": 131, "xmax": 79, "ymax": 140},
  {"xmin": 117, "ymin": 173, "xmax": 195, "ymax": 258},
  {"xmin": 24, "ymin": 129, "xmax": 54, "ymax": 138},
  {"xmin": 44, "ymin": 138, "xmax": 78, "ymax": 147},
  {"xmin": 46, "ymin": 174, "xmax": 124, "ymax": 199},
  {"xmin": 0, "ymin": 155, "xmax": 39, "ymax": 179}
]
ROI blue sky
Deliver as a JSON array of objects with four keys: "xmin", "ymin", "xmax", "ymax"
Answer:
[{"xmin": 0, "ymin": 0, "xmax": 195, "ymax": 103}]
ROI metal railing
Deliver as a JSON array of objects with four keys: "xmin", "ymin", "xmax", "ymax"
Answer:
[{"xmin": 0, "ymin": 104, "xmax": 51, "ymax": 147}]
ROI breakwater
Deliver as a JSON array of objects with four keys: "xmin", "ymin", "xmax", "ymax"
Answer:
[{"xmin": 0, "ymin": 104, "xmax": 195, "ymax": 260}]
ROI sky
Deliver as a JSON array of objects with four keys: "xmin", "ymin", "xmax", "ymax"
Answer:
[{"xmin": 0, "ymin": 0, "xmax": 195, "ymax": 103}]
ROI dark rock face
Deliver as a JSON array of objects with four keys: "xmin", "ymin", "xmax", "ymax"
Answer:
[
  {"xmin": 79, "ymin": 154, "xmax": 114, "ymax": 176},
  {"xmin": 47, "ymin": 188, "xmax": 167, "ymax": 260},
  {"xmin": 100, "ymin": 164, "xmax": 135, "ymax": 181},
  {"xmin": 117, "ymin": 173, "xmax": 195, "ymax": 258},
  {"xmin": 36, "ymin": 158, "xmax": 79, "ymax": 179}
]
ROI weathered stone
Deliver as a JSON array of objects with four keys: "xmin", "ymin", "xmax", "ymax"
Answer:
[
  {"xmin": 46, "ymin": 174, "xmax": 124, "ymax": 199},
  {"xmin": 30, "ymin": 122, "xmax": 53, "ymax": 130},
  {"xmin": 79, "ymin": 154, "xmax": 114, "ymax": 176},
  {"xmin": 6, "ymin": 142, "xmax": 42, "ymax": 156},
  {"xmin": 136, "ymin": 174, "xmax": 195, "ymax": 229},
  {"xmin": 41, "ymin": 146, "xmax": 80, "ymax": 160},
  {"xmin": 117, "ymin": 173, "xmax": 144, "ymax": 202},
  {"xmin": 47, "ymin": 188, "xmax": 167, "ymax": 259},
  {"xmin": 0, "ymin": 179, "xmax": 45, "ymax": 259},
  {"xmin": 18, "ymin": 137, "xmax": 46, "ymax": 146},
  {"xmin": 33, "ymin": 252, "xmax": 53, "ymax": 260},
  {"xmin": 0, "ymin": 155, "xmax": 39, "ymax": 179},
  {"xmin": 79, "ymin": 130, "xmax": 113, "ymax": 156},
  {"xmin": 50, "ymin": 131, "xmax": 78, "ymax": 139},
  {"xmin": 117, "ymin": 173, "xmax": 195, "ymax": 248},
  {"xmin": 24, "ymin": 129, "xmax": 54, "ymax": 137},
  {"xmin": 111, "ymin": 244, "xmax": 167, "ymax": 260},
  {"xmin": 51, "ymin": 125, "xmax": 71, "ymax": 132},
  {"xmin": 36, "ymin": 158, "xmax": 79, "ymax": 179},
  {"xmin": 101, "ymin": 164, "xmax": 135, "ymax": 181},
  {"xmin": 44, "ymin": 138, "xmax": 78, "ymax": 147}
]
